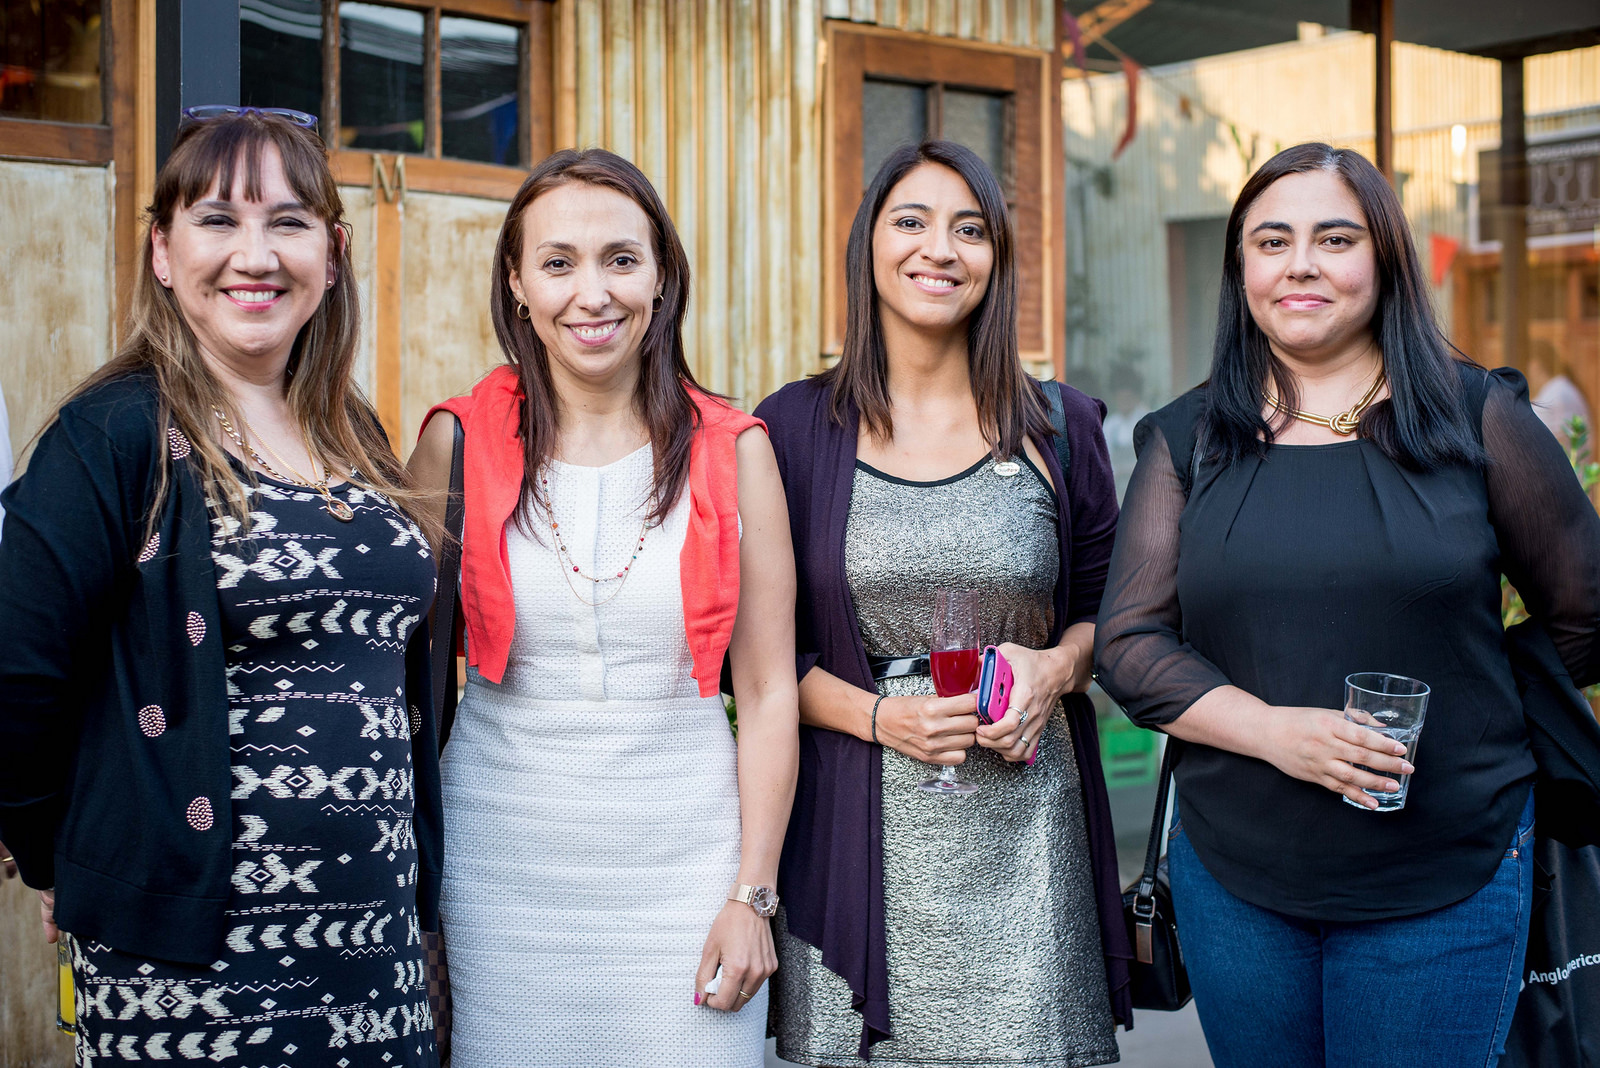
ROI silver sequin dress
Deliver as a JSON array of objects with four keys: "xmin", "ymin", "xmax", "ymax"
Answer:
[{"xmin": 770, "ymin": 456, "xmax": 1118, "ymax": 1068}]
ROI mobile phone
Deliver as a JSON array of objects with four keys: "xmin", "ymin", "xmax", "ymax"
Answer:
[{"xmin": 975, "ymin": 645, "xmax": 1012, "ymax": 726}]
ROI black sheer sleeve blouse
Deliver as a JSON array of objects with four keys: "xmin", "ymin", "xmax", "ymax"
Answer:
[{"xmin": 1093, "ymin": 366, "xmax": 1600, "ymax": 921}]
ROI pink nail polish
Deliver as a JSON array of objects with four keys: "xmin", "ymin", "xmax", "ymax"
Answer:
[{"xmin": 693, "ymin": 992, "xmax": 702, "ymax": 1006}]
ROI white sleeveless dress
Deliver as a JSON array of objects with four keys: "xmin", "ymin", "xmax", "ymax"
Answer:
[{"xmin": 438, "ymin": 444, "xmax": 763, "ymax": 1067}]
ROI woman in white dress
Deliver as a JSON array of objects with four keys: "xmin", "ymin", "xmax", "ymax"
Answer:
[{"xmin": 410, "ymin": 149, "xmax": 799, "ymax": 1067}]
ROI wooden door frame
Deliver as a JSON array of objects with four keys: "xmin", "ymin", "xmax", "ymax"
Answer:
[{"xmin": 823, "ymin": 21, "xmax": 1062, "ymax": 373}]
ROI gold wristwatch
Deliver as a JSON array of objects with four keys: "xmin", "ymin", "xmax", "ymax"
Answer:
[{"xmin": 729, "ymin": 883, "xmax": 779, "ymax": 918}]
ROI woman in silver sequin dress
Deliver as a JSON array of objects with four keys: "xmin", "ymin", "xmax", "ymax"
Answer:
[{"xmin": 756, "ymin": 142, "xmax": 1127, "ymax": 1067}]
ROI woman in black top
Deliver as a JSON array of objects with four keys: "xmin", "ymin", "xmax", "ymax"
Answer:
[
  {"xmin": 0, "ymin": 110, "xmax": 442, "ymax": 1066},
  {"xmin": 1095, "ymin": 143, "xmax": 1600, "ymax": 1068}
]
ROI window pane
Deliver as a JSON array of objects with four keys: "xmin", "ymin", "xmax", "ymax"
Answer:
[
  {"xmin": 941, "ymin": 88, "xmax": 1006, "ymax": 185},
  {"xmin": 440, "ymin": 16, "xmax": 521, "ymax": 166},
  {"xmin": 0, "ymin": 0, "xmax": 103, "ymax": 123},
  {"xmin": 862, "ymin": 79, "xmax": 926, "ymax": 186},
  {"xmin": 339, "ymin": 2, "xmax": 423, "ymax": 153},
  {"xmin": 240, "ymin": 0, "xmax": 323, "ymax": 123}
]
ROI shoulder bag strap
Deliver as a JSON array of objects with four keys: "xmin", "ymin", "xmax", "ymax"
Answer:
[
  {"xmin": 1046, "ymin": 380, "xmax": 1072, "ymax": 480},
  {"xmin": 430, "ymin": 415, "xmax": 467, "ymax": 750},
  {"xmin": 1131, "ymin": 744, "xmax": 1177, "ymax": 962}
]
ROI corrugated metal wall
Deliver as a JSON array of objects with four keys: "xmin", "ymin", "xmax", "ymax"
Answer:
[
  {"xmin": 553, "ymin": 0, "xmax": 1056, "ymax": 408},
  {"xmin": 1061, "ymin": 36, "xmax": 1600, "ymax": 404}
]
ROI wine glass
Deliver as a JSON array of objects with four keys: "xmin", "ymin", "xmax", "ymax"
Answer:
[{"xmin": 920, "ymin": 588, "xmax": 980, "ymax": 797}]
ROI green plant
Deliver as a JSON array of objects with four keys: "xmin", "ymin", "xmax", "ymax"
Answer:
[{"xmin": 1501, "ymin": 417, "xmax": 1600, "ymax": 701}]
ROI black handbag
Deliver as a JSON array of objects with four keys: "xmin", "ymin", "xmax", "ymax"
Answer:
[
  {"xmin": 1120, "ymin": 744, "xmax": 1192, "ymax": 1012},
  {"xmin": 423, "ymin": 413, "xmax": 467, "ymax": 1064},
  {"xmin": 1501, "ymin": 837, "xmax": 1600, "ymax": 1067}
]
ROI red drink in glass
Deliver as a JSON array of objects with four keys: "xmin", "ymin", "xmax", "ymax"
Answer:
[{"xmin": 931, "ymin": 647, "xmax": 981, "ymax": 698}]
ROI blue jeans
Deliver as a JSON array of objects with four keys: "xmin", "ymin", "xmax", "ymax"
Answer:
[{"xmin": 1167, "ymin": 792, "xmax": 1535, "ymax": 1068}]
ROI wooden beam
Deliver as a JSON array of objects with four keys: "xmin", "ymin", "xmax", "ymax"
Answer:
[
  {"xmin": 0, "ymin": 120, "xmax": 113, "ymax": 163},
  {"xmin": 1498, "ymin": 56, "xmax": 1529, "ymax": 372},
  {"xmin": 1058, "ymin": 0, "xmax": 1152, "ymax": 55},
  {"xmin": 1373, "ymin": 0, "xmax": 1393, "ymax": 180},
  {"xmin": 372, "ymin": 159, "xmax": 404, "ymax": 452}
]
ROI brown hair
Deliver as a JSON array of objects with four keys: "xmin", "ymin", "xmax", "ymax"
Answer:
[
  {"xmin": 822, "ymin": 140, "xmax": 1050, "ymax": 456},
  {"xmin": 489, "ymin": 148, "xmax": 707, "ymax": 529},
  {"xmin": 60, "ymin": 110, "xmax": 430, "ymax": 543}
]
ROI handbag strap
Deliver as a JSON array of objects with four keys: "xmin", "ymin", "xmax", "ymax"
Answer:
[
  {"xmin": 1045, "ymin": 380, "xmax": 1072, "ymax": 480},
  {"xmin": 429, "ymin": 415, "xmax": 467, "ymax": 750},
  {"xmin": 1131, "ymin": 743, "xmax": 1177, "ymax": 963}
]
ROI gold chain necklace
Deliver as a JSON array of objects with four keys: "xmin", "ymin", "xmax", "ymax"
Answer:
[
  {"xmin": 1264, "ymin": 372, "xmax": 1387, "ymax": 436},
  {"xmin": 540, "ymin": 471, "xmax": 650, "ymax": 608},
  {"xmin": 213, "ymin": 408, "xmax": 356, "ymax": 522}
]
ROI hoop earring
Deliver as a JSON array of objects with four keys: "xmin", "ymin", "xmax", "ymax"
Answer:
[
  {"xmin": 652, "ymin": 294, "xmax": 663, "ymax": 311},
  {"xmin": 516, "ymin": 301, "xmax": 531, "ymax": 321}
]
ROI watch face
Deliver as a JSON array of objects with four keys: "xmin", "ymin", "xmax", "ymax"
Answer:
[{"xmin": 749, "ymin": 885, "xmax": 778, "ymax": 917}]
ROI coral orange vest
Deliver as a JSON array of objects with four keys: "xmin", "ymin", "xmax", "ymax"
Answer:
[{"xmin": 423, "ymin": 366, "xmax": 763, "ymax": 698}]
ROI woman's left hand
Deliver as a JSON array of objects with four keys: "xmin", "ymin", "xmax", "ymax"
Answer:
[
  {"xmin": 976, "ymin": 639, "xmax": 1086, "ymax": 763},
  {"xmin": 694, "ymin": 901, "xmax": 778, "ymax": 1013}
]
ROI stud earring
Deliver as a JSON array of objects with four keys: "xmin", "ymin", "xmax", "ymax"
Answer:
[{"xmin": 326, "ymin": 279, "xmax": 334, "ymax": 288}]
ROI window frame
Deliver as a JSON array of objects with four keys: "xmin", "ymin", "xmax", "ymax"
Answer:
[
  {"xmin": 825, "ymin": 21, "xmax": 1061, "ymax": 369},
  {"xmin": 319, "ymin": 0, "xmax": 554, "ymax": 198},
  {"xmin": 0, "ymin": 0, "xmax": 127, "ymax": 165}
]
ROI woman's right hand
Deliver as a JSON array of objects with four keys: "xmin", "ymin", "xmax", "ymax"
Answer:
[
  {"xmin": 1260, "ymin": 705, "xmax": 1414, "ymax": 810},
  {"xmin": 874, "ymin": 694, "xmax": 979, "ymax": 765},
  {"xmin": 39, "ymin": 887, "xmax": 58, "ymax": 944}
]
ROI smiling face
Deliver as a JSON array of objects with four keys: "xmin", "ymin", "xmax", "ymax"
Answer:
[
  {"xmin": 871, "ymin": 162, "xmax": 994, "ymax": 339},
  {"xmin": 150, "ymin": 143, "xmax": 335, "ymax": 377},
  {"xmin": 508, "ymin": 181, "xmax": 661, "ymax": 397},
  {"xmin": 1240, "ymin": 168, "xmax": 1380, "ymax": 364}
]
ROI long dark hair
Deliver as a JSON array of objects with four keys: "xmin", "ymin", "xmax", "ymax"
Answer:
[
  {"xmin": 823, "ymin": 140, "xmax": 1050, "ymax": 457},
  {"xmin": 1205, "ymin": 142, "xmax": 1481, "ymax": 470},
  {"xmin": 58, "ymin": 110, "xmax": 426, "ymax": 546},
  {"xmin": 489, "ymin": 149, "xmax": 705, "ymax": 529}
]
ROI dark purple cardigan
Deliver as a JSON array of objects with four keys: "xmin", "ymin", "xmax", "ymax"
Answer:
[{"xmin": 754, "ymin": 375, "xmax": 1134, "ymax": 1057}]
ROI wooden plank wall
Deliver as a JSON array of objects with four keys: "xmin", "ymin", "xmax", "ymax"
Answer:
[
  {"xmin": 0, "ymin": 158, "xmax": 110, "ymax": 1068},
  {"xmin": 551, "ymin": 0, "xmax": 1057, "ymax": 408}
]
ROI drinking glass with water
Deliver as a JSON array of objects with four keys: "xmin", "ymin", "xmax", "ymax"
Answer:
[{"xmin": 1343, "ymin": 673, "xmax": 1429, "ymax": 812}]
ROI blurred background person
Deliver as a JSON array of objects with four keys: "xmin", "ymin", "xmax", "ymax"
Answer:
[{"xmin": 1526, "ymin": 338, "xmax": 1591, "ymax": 455}]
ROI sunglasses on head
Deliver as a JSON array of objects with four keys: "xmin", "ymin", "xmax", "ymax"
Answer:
[{"xmin": 180, "ymin": 105, "xmax": 320, "ymax": 132}]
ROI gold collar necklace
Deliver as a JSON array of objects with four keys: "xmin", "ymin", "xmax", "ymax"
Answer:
[{"xmin": 1264, "ymin": 371, "xmax": 1386, "ymax": 436}]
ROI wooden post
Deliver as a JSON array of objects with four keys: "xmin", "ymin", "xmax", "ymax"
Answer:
[
  {"xmin": 1373, "ymin": 0, "xmax": 1393, "ymax": 180},
  {"xmin": 1499, "ymin": 56, "xmax": 1529, "ymax": 371}
]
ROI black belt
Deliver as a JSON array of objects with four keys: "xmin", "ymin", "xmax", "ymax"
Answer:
[{"xmin": 868, "ymin": 655, "xmax": 930, "ymax": 681}]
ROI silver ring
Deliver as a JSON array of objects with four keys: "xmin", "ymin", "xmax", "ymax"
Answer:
[
  {"xmin": 1019, "ymin": 736, "xmax": 1029, "ymax": 748},
  {"xmin": 1018, "ymin": 709, "xmax": 1029, "ymax": 727}
]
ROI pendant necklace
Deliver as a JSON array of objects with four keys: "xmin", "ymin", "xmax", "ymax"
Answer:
[
  {"xmin": 1264, "ymin": 370, "xmax": 1387, "ymax": 436},
  {"xmin": 213, "ymin": 408, "xmax": 356, "ymax": 522}
]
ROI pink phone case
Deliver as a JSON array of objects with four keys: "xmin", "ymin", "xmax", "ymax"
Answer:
[
  {"xmin": 977, "ymin": 646, "xmax": 1039, "ymax": 766},
  {"xmin": 976, "ymin": 645, "xmax": 1013, "ymax": 726}
]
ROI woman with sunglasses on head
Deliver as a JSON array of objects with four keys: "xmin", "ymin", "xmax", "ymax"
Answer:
[
  {"xmin": 408, "ymin": 149, "xmax": 798, "ymax": 1067},
  {"xmin": 754, "ymin": 141, "xmax": 1130, "ymax": 1067},
  {"xmin": 1094, "ymin": 143, "xmax": 1600, "ymax": 1067},
  {"xmin": 0, "ymin": 108, "xmax": 443, "ymax": 1067}
]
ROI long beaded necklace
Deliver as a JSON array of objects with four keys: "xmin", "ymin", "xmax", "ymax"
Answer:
[
  {"xmin": 541, "ymin": 471, "xmax": 650, "ymax": 608},
  {"xmin": 1264, "ymin": 370, "xmax": 1387, "ymax": 436},
  {"xmin": 213, "ymin": 407, "xmax": 356, "ymax": 522}
]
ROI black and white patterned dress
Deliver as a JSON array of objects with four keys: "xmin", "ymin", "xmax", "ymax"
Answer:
[{"xmin": 66, "ymin": 470, "xmax": 438, "ymax": 1067}]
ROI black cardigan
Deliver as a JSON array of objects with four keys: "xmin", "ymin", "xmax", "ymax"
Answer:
[{"xmin": 0, "ymin": 373, "xmax": 442, "ymax": 964}]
